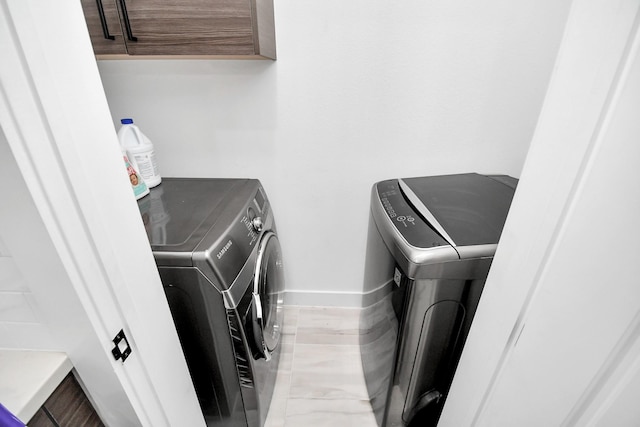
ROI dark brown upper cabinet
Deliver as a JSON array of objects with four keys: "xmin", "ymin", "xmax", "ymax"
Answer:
[{"xmin": 80, "ymin": 0, "xmax": 276, "ymax": 59}]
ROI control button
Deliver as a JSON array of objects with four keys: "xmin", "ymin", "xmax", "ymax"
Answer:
[
  {"xmin": 252, "ymin": 217, "xmax": 264, "ymax": 232},
  {"xmin": 247, "ymin": 207, "xmax": 256, "ymax": 220},
  {"xmin": 396, "ymin": 215, "xmax": 416, "ymax": 228}
]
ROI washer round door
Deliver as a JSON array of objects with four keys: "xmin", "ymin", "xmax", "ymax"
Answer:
[{"xmin": 251, "ymin": 231, "xmax": 285, "ymax": 360}]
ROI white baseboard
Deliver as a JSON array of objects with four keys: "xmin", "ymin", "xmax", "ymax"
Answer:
[{"xmin": 283, "ymin": 290, "xmax": 363, "ymax": 308}]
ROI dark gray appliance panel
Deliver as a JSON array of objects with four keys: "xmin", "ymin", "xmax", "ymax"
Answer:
[
  {"xmin": 361, "ymin": 173, "xmax": 518, "ymax": 427},
  {"xmin": 138, "ymin": 178, "xmax": 247, "ymax": 260},
  {"xmin": 158, "ymin": 266, "xmax": 248, "ymax": 427},
  {"xmin": 401, "ymin": 173, "xmax": 516, "ymax": 246},
  {"xmin": 376, "ymin": 179, "xmax": 450, "ymax": 249}
]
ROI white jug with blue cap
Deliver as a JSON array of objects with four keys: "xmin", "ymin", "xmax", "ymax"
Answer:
[{"xmin": 118, "ymin": 118, "xmax": 161, "ymax": 188}]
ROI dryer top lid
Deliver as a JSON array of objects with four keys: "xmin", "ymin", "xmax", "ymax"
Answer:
[{"xmin": 399, "ymin": 173, "xmax": 517, "ymax": 248}]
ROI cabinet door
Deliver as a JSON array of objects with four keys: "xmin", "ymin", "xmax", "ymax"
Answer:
[
  {"xmin": 27, "ymin": 409, "xmax": 56, "ymax": 427},
  {"xmin": 30, "ymin": 374, "xmax": 105, "ymax": 427},
  {"xmin": 80, "ymin": 0, "xmax": 127, "ymax": 55},
  {"xmin": 119, "ymin": 0, "xmax": 258, "ymax": 56}
]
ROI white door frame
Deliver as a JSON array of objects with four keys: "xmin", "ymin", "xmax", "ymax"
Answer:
[
  {"xmin": 440, "ymin": 1, "xmax": 640, "ymax": 425},
  {"xmin": 0, "ymin": 1, "xmax": 204, "ymax": 426}
]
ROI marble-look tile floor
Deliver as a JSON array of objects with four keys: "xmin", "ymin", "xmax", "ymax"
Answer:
[{"xmin": 265, "ymin": 306, "xmax": 378, "ymax": 427}]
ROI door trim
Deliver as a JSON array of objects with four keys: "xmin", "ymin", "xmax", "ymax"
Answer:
[
  {"xmin": 440, "ymin": 1, "xmax": 640, "ymax": 425},
  {"xmin": 0, "ymin": 2, "xmax": 204, "ymax": 426}
]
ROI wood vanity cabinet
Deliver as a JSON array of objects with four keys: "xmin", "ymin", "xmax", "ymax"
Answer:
[
  {"xmin": 28, "ymin": 373, "xmax": 103, "ymax": 427},
  {"xmin": 80, "ymin": 0, "xmax": 276, "ymax": 59}
]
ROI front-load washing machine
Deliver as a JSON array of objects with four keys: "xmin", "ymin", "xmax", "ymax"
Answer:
[
  {"xmin": 138, "ymin": 178, "xmax": 285, "ymax": 427},
  {"xmin": 359, "ymin": 173, "xmax": 517, "ymax": 427}
]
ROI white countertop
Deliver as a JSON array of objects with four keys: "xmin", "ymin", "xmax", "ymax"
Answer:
[{"xmin": 0, "ymin": 350, "xmax": 72, "ymax": 423}]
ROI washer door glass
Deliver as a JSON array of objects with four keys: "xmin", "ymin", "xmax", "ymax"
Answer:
[{"xmin": 251, "ymin": 231, "xmax": 285, "ymax": 360}]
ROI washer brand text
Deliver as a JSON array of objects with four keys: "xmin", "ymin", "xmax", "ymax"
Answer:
[{"xmin": 217, "ymin": 240, "xmax": 233, "ymax": 259}]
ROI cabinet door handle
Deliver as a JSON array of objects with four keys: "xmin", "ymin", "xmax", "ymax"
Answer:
[
  {"xmin": 96, "ymin": 0, "xmax": 115, "ymax": 40},
  {"xmin": 118, "ymin": 0, "xmax": 138, "ymax": 42}
]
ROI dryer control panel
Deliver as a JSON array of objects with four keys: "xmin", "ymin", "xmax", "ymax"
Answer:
[{"xmin": 376, "ymin": 179, "xmax": 449, "ymax": 249}]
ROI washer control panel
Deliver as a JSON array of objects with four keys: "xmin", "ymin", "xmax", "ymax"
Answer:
[{"xmin": 376, "ymin": 180, "xmax": 449, "ymax": 249}]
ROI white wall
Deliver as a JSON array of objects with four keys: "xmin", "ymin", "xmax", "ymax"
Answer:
[
  {"xmin": 97, "ymin": 0, "xmax": 572, "ymax": 305},
  {"xmin": 0, "ymin": 135, "xmax": 54, "ymax": 349},
  {"xmin": 0, "ymin": 227, "xmax": 42, "ymax": 347}
]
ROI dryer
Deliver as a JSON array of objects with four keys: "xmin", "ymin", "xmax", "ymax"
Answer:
[
  {"xmin": 138, "ymin": 178, "xmax": 284, "ymax": 427},
  {"xmin": 359, "ymin": 173, "xmax": 517, "ymax": 427}
]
